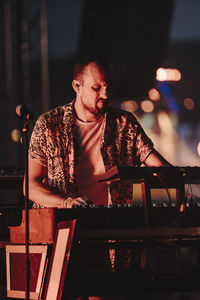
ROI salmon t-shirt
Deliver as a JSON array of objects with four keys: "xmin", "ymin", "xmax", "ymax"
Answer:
[{"xmin": 75, "ymin": 116, "xmax": 108, "ymax": 206}]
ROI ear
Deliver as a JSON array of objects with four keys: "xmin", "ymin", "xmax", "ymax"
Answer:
[{"xmin": 72, "ymin": 80, "xmax": 80, "ymax": 93}]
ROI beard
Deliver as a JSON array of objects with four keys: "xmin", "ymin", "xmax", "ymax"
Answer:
[
  {"xmin": 81, "ymin": 98, "xmax": 108, "ymax": 116},
  {"xmin": 96, "ymin": 99, "xmax": 108, "ymax": 114}
]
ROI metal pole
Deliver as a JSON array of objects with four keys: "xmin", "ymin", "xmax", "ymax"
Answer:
[
  {"xmin": 41, "ymin": 0, "xmax": 50, "ymax": 112},
  {"xmin": 23, "ymin": 121, "xmax": 30, "ymax": 300}
]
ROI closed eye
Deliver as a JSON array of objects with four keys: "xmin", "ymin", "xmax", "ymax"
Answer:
[{"xmin": 92, "ymin": 86, "xmax": 101, "ymax": 92}]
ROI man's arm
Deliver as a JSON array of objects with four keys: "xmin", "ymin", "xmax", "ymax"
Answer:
[
  {"xmin": 24, "ymin": 157, "xmax": 88, "ymax": 208},
  {"xmin": 144, "ymin": 148, "xmax": 172, "ymax": 167},
  {"xmin": 24, "ymin": 157, "xmax": 65, "ymax": 208}
]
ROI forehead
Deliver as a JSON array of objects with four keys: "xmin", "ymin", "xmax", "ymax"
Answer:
[{"xmin": 82, "ymin": 62, "xmax": 113, "ymax": 85}]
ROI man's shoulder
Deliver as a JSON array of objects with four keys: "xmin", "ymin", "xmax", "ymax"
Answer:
[
  {"xmin": 38, "ymin": 101, "xmax": 73, "ymax": 124},
  {"xmin": 41, "ymin": 106, "xmax": 64, "ymax": 118},
  {"xmin": 107, "ymin": 105, "xmax": 137, "ymax": 121}
]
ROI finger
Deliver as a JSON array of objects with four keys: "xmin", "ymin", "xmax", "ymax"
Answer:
[
  {"xmin": 66, "ymin": 198, "xmax": 82, "ymax": 208},
  {"xmin": 76, "ymin": 197, "xmax": 89, "ymax": 205}
]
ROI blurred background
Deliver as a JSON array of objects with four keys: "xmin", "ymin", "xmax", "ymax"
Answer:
[
  {"xmin": 1, "ymin": 0, "xmax": 200, "ymax": 206},
  {"xmin": 1, "ymin": 0, "xmax": 200, "ymax": 167},
  {"xmin": 1, "ymin": 2, "xmax": 200, "ymax": 299}
]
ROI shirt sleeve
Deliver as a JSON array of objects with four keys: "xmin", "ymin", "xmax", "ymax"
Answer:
[
  {"xmin": 135, "ymin": 120, "xmax": 154, "ymax": 163},
  {"xmin": 29, "ymin": 115, "xmax": 48, "ymax": 167}
]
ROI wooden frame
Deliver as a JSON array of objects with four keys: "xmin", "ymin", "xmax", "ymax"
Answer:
[
  {"xmin": 43, "ymin": 220, "xmax": 76, "ymax": 300},
  {"xmin": 6, "ymin": 244, "xmax": 48, "ymax": 299}
]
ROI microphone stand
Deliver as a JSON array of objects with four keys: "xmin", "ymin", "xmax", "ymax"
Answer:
[
  {"xmin": 22, "ymin": 119, "xmax": 31, "ymax": 300},
  {"xmin": 16, "ymin": 105, "xmax": 34, "ymax": 300}
]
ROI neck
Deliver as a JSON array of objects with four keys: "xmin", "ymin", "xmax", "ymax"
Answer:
[{"xmin": 74, "ymin": 100, "xmax": 104, "ymax": 122}]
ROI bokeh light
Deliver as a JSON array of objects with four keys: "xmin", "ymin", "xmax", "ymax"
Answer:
[
  {"xmin": 156, "ymin": 68, "xmax": 181, "ymax": 81},
  {"xmin": 140, "ymin": 113, "xmax": 155, "ymax": 130},
  {"xmin": 120, "ymin": 100, "xmax": 138, "ymax": 113},
  {"xmin": 157, "ymin": 111, "xmax": 174, "ymax": 134},
  {"xmin": 156, "ymin": 68, "xmax": 167, "ymax": 81},
  {"xmin": 141, "ymin": 100, "xmax": 154, "ymax": 113},
  {"xmin": 11, "ymin": 129, "xmax": 21, "ymax": 142},
  {"xmin": 197, "ymin": 142, "xmax": 200, "ymax": 157},
  {"xmin": 184, "ymin": 97, "xmax": 195, "ymax": 110},
  {"xmin": 148, "ymin": 88, "xmax": 160, "ymax": 101}
]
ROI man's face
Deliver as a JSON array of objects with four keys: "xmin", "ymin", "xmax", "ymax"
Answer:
[{"xmin": 76, "ymin": 62, "xmax": 114, "ymax": 117}]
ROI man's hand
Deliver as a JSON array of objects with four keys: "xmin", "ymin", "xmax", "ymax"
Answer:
[
  {"xmin": 65, "ymin": 196, "xmax": 90, "ymax": 208},
  {"xmin": 145, "ymin": 148, "xmax": 172, "ymax": 167}
]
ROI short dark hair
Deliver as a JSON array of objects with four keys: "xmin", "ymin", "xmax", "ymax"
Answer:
[{"xmin": 73, "ymin": 53, "xmax": 113, "ymax": 81}]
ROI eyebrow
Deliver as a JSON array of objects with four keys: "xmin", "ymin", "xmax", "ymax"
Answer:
[{"xmin": 93, "ymin": 81, "xmax": 107, "ymax": 86}]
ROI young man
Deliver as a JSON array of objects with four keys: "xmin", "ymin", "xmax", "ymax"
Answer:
[{"xmin": 27, "ymin": 54, "xmax": 170, "ymax": 208}]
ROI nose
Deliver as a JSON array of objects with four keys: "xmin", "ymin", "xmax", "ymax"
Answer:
[{"xmin": 100, "ymin": 87, "xmax": 108, "ymax": 99}]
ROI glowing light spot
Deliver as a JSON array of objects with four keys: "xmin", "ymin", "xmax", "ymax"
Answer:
[
  {"xmin": 184, "ymin": 98, "xmax": 195, "ymax": 110},
  {"xmin": 140, "ymin": 113, "xmax": 155, "ymax": 130},
  {"xmin": 173, "ymin": 69, "xmax": 181, "ymax": 81},
  {"xmin": 11, "ymin": 129, "xmax": 21, "ymax": 142},
  {"xmin": 148, "ymin": 88, "xmax": 160, "ymax": 101},
  {"xmin": 157, "ymin": 111, "xmax": 173, "ymax": 134},
  {"xmin": 197, "ymin": 142, "xmax": 200, "ymax": 157},
  {"xmin": 156, "ymin": 68, "xmax": 181, "ymax": 81},
  {"xmin": 120, "ymin": 100, "xmax": 138, "ymax": 113},
  {"xmin": 156, "ymin": 68, "xmax": 167, "ymax": 81},
  {"xmin": 171, "ymin": 113, "xmax": 179, "ymax": 129},
  {"xmin": 141, "ymin": 100, "xmax": 154, "ymax": 113}
]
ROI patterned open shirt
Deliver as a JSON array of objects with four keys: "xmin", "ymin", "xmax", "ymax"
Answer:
[{"xmin": 29, "ymin": 100, "xmax": 153, "ymax": 205}]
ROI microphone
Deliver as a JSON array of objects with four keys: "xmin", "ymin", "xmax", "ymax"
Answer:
[{"xmin": 16, "ymin": 105, "xmax": 34, "ymax": 120}]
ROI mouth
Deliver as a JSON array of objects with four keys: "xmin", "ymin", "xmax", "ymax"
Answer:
[
  {"xmin": 98, "ymin": 99, "xmax": 107, "ymax": 105},
  {"xmin": 97, "ymin": 100, "xmax": 108, "ymax": 113}
]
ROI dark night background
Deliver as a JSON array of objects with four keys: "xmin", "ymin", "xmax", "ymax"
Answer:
[
  {"xmin": 1, "ymin": 0, "xmax": 200, "ymax": 205},
  {"xmin": 1, "ymin": 1, "xmax": 200, "ymax": 299},
  {"xmin": 0, "ymin": 1, "xmax": 200, "ymax": 194},
  {"xmin": 1, "ymin": 0, "xmax": 200, "ymax": 167}
]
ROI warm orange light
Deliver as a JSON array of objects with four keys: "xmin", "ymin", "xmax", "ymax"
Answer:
[
  {"xmin": 121, "ymin": 100, "xmax": 138, "ymax": 113},
  {"xmin": 156, "ymin": 68, "xmax": 167, "ymax": 81},
  {"xmin": 197, "ymin": 142, "xmax": 200, "ymax": 157},
  {"xmin": 141, "ymin": 100, "xmax": 154, "ymax": 113},
  {"xmin": 184, "ymin": 97, "xmax": 195, "ymax": 110},
  {"xmin": 170, "ymin": 69, "xmax": 181, "ymax": 81},
  {"xmin": 11, "ymin": 129, "xmax": 21, "ymax": 142},
  {"xmin": 157, "ymin": 111, "xmax": 173, "ymax": 134},
  {"xmin": 156, "ymin": 68, "xmax": 181, "ymax": 81},
  {"xmin": 148, "ymin": 88, "xmax": 160, "ymax": 101}
]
